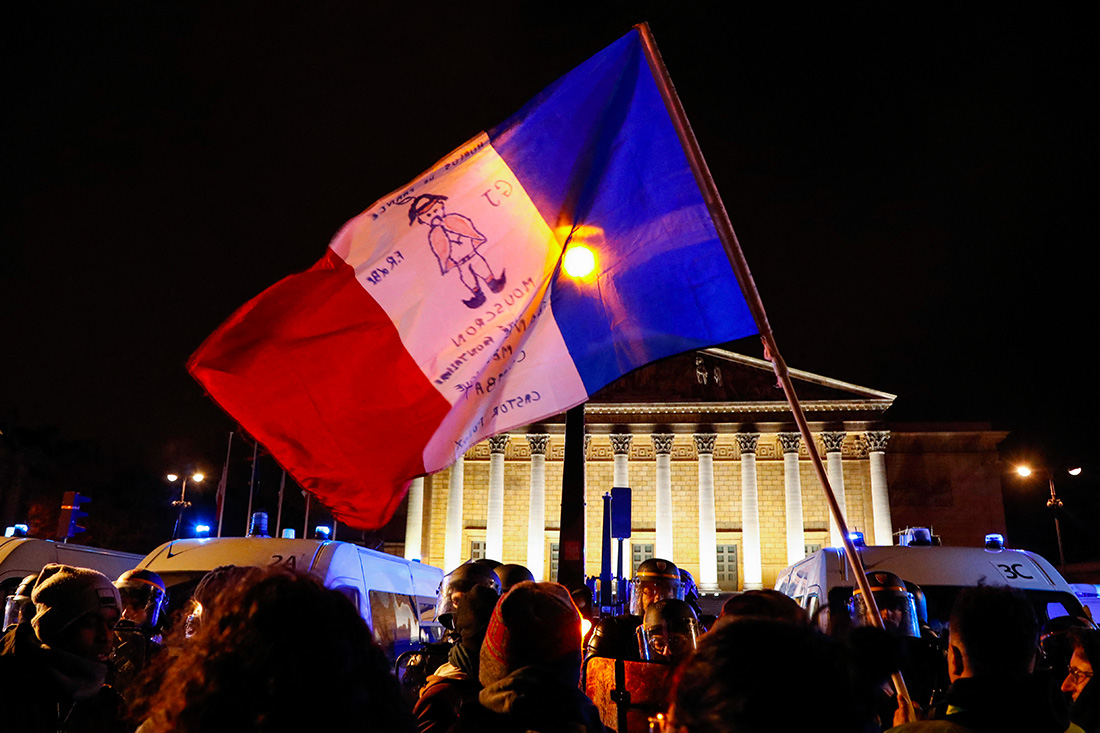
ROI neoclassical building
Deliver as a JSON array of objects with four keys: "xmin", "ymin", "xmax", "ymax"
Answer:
[{"xmin": 397, "ymin": 348, "xmax": 1008, "ymax": 591}]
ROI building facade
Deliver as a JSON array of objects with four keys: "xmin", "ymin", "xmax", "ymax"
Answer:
[{"xmin": 398, "ymin": 349, "xmax": 1008, "ymax": 591}]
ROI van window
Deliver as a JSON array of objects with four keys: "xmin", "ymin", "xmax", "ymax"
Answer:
[
  {"xmin": 1046, "ymin": 601, "xmax": 1069, "ymax": 620},
  {"xmin": 805, "ymin": 594, "xmax": 820, "ymax": 619},
  {"xmin": 368, "ymin": 590, "xmax": 419, "ymax": 661},
  {"xmin": 334, "ymin": 585, "xmax": 361, "ymax": 614}
]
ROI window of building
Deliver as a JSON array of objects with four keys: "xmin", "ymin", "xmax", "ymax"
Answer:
[
  {"xmin": 632, "ymin": 543, "xmax": 654, "ymax": 574},
  {"xmin": 549, "ymin": 542, "xmax": 559, "ymax": 581},
  {"xmin": 470, "ymin": 540, "xmax": 486, "ymax": 561},
  {"xmin": 716, "ymin": 544, "xmax": 738, "ymax": 591},
  {"xmin": 804, "ymin": 543, "xmax": 822, "ymax": 556}
]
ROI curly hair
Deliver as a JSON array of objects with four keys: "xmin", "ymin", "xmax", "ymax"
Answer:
[{"xmin": 132, "ymin": 565, "xmax": 413, "ymax": 732}]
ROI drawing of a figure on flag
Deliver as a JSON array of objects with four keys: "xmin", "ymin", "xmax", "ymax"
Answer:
[{"xmin": 400, "ymin": 193, "xmax": 507, "ymax": 308}]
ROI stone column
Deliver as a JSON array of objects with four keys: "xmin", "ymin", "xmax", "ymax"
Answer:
[
  {"xmin": 694, "ymin": 434, "xmax": 719, "ymax": 591},
  {"xmin": 737, "ymin": 433, "xmax": 762, "ymax": 590},
  {"xmin": 443, "ymin": 456, "xmax": 465, "ymax": 572},
  {"xmin": 821, "ymin": 432, "xmax": 848, "ymax": 548},
  {"xmin": 864, "ymin": 431, "xmax": 893, "ymax": 545},
  {"xmin": 526, "ymin": 434, "xmax": 549, "ymax": 579},
  {"xmin": 778, "ymin": 433, "xmax": 805, "ymax": 565},
  {"xmin": 486, "ymin": 435, "xmax": 510, "ymax": 563},
  {"xmin": 583, "ymin": 433, "xmax": 592, "ymax": 574},
  {"xmin": 403, "ymin": 477, "xmax": 424, "ymax": 562},
  {"xmin": 653, "ymin": 434, "xmax": 675, "ymax": 560},
  {"xmin": 610, "ymin": 434, "xmax": 633, "ymax": 577}
]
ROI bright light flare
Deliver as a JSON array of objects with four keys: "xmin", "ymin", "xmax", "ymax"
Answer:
[
  {"xmin": 1015, "ymin": 466, "xmax": 1033, "ymax": 477},
  {"xmin": 192, "ymin": 473, "xmax": 204, "ymax": 482},
  {"xmin": 580, "ymin": 617, "xmax": 593, "ymax": 638},
  {"xmin": 1068, "ymin": 467, "xmax": 1083, "ymax": 476},
  {"xmin": 563, "ymin": 245, "xmax": 596, "ymax": 278},
  {"xmin": 166, "ymin": 473, "xmax": 179, "ymax": 482}
]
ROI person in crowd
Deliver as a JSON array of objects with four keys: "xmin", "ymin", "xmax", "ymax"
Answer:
[
  {"xmin": 849, "ymin": 573, "xmax": 945, "ymax": 721},
  {"xmin": 454, "ymin": 580, "xmax": 603, "ymax": 732},
  {"xmin": 494, "ymin": 563, "xmax": 535, "ymax": 594},
  {"xmin": 2, "ymin": 572, "xmax": 39, "ymax": 631},
  {"xmin": 1041, "ymin": 615, "xmax": 1095, "ymax": 679},
  {"xmin": 678, "ymin": 569, "xmax": 713, "ymax": 629},
  {"xmin": 437, "ymin": 562, "xmax": 503, "ymax": 633},
  {"xmin": 586, "ymin": 557, "xmax": 682, "ymax": 661},
  {"xmin": 0, "ymin": 563, "xmax": 128, "ymax": 733},
  {"xmin": 888, "ymin": 584, "xmax": 1065, "ymax": 732},
  {"xmin": 719, "ymin": 588, "xmax": 809, "ymax": 625},
  {"xmin": 1063, "ymin": 628, "xmax": 1100, "ymax": 732},
  {"xmin": 132, "ymin": 564, "xmax": 413, "ymax": 732},
  {"xmin": 414, "ymin": 582, "xmax": 499, "ymax": 732},
  {"xmin": 663, "ymin": 615, "xmax": 878, "ymax": 733},
  {"xmin": 183, "ymin": 564, "xmax": 255, "ymax": 638},
  {"xmin": 636, "ymin": 599, "xmax": 702, "ymax": 666},
  {"xmin": 109, "ymin": 569, "xmax": 168, "ymax": 700}
]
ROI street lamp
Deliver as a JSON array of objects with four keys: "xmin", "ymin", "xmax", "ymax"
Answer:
[
  {"xmin": 1014, "ymin": 464, "xmax": 1082, "ymax": 568},
  {"xmin": 168, "ymin": 472, "xmax": 204, "ymax": 540}
]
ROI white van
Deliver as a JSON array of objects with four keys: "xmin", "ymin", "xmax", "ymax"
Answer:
[
  {"xmin": 0, "ymin": 537, "xmax": 145, "ymax": 600},
  {"xmin": 774, "ymin": 542, "xmax": 1087, "ymax": 632},
  {"xmin": 136, "ymin": 537, "xmax": 444, "ymax": 661}
]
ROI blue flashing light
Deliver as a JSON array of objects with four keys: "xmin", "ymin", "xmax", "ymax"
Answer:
[
  {"xmin": 5, "ymin": 523, "xmax": 29, "ymax": 537},
  {"xmin": 848, "ymin": 531, "xmax": 866, "ymax": 547},
  {"xmin": 985, "ymin": 533, "xmax": 1005, "ymax": 551},
  {"xmin": 281, "ymin": 528, "xmax": 296, "ymax": 539},
  {"xmin": 314, "ymin": 525, "xmax": 332, "ymax": 540},
  {"xmin": 195, "ymin": 524, "xmax": 211, "ymax": 537}
]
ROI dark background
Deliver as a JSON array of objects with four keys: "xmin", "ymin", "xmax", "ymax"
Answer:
[{"xmin": 2, "ymin": 3, "xmax": 1096, "ymax": 559}]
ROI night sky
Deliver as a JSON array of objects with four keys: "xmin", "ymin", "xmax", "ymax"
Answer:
[{"xmin": 3, "ymin": 4, "xmax": 1097, "ymax": 552}]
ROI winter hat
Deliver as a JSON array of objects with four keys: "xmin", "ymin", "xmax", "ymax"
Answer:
[
  {"xmin": 479, "ymin": 581, "xmax": 582, "ymax": 687},
  {"xmin": 31, "ymin": 564, "xmax": 121, "ymax": 644}
]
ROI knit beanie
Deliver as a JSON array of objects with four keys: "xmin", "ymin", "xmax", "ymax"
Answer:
[
  {"xmin": 479, "ymin": 581, "xmax": 582, "ymax": 687},
  {"xmin": 31, "ymin": 564, "xmax": 121, "ymax": 644}
]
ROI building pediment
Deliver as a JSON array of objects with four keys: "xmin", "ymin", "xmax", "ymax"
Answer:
[{"xmin": 572, "ymin": 348, "xmax": 896, "ymax": 432}]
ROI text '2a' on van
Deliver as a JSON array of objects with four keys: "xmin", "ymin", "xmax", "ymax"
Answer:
[
  {"xmin": 774, "ymin": 530, "xmax": 1089, "ymax": 633},
  {"xmin": 136, "ymin": 537, "xmax": 444, "ymax": 662}
]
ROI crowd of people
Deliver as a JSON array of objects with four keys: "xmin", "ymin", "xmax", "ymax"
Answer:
[{"xmin": 0, "ymin": 556, "xmax": 1096, "ymax": 732}]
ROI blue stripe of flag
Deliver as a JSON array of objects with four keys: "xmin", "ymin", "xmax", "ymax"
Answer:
[{"xmin": 488, "ymin": 29, "xmax": 757, "ymax": 394}]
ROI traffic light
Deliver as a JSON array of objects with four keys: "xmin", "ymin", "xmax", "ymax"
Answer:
[{"xmin": 57, "ymin": 491, "xmax": 90, "ymax": 541}]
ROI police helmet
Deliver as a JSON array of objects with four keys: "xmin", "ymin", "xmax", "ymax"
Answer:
[
  {"xmin": 2, "ymin": 573, "xmax": 39, "ymax": 630},
  {"xmin": 1039, "ymin": 614, "xmax": 1094, "ymax": 670},
  {"xmin": 494, "ymin": 564, "xmax": 535, "ymax": 593},
  {"xmin": 636, "ymin": 599, "xmax": 702, "ymax": 663},
  {"xmin": 629, "ymin": 558, "xmax": 682, "ymax": 616},
  {"xmin": 436, "ymin": 562, "xmax": 502, "ymax": 630},
  {"xmin": 848, "ymin": 571, "xmax": 920, "ymax": 638},
  {"xmin": 115, "ymin": 569, "xmax": 169, "ymax": 629}
]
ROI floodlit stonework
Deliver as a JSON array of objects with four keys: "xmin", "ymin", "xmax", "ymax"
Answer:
[{"xmin": 399, "ymin": 349, "xmax": 1008, "ymax": 590}]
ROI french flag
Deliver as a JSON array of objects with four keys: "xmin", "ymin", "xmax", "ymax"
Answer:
[{"xmin": 188, "ymin": 29, "xmax": 757, "ymax": 529}]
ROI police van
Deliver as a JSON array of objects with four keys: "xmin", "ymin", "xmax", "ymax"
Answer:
[
  {"xmin": 136, "ymin": 537, "xmax": 444, "ymax": 661},
  {"xmin": 0, "ymin": 536, "xmax": 144, "ymax": 601},
  {"xmin": 773, "ymin": 531, "xmax": 1088, "ymax": 632}
]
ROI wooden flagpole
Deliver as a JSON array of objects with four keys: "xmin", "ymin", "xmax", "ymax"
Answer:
[{"xmin": 636, "ymin": 22, "xmax": 913, "ymax": 710}]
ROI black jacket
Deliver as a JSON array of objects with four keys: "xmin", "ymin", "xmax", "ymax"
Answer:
[{"xmin": 0, "ymin": 622, "xmax": 128, "ymax": 733}]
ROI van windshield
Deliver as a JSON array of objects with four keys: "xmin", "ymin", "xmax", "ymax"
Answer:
[{"xmin": 918, "ymin": 586, "xmax": 1084, "ymax": 634}]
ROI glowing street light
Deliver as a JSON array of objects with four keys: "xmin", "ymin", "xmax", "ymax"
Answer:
[
  {"xmin": 563, "ymin": 245, "xmax": 596, "ymax": 278},
  {"xmin": 1014, "ymin": 464, "xmax": 1083, "ymax": 567},
  {"xmin": 168, "ymin": 472, "xmax": 204, "ymax": 540}
]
